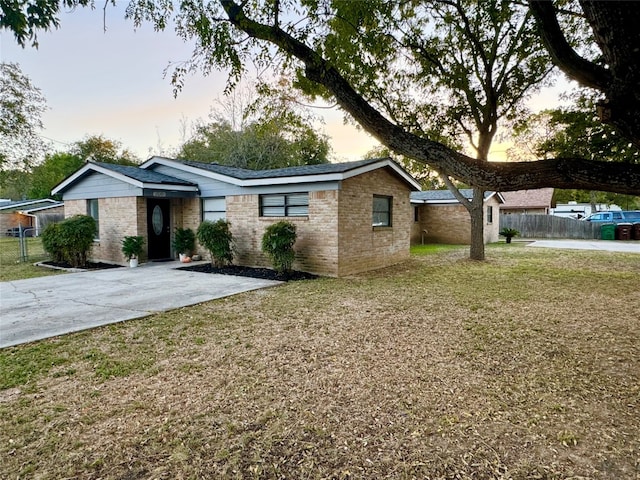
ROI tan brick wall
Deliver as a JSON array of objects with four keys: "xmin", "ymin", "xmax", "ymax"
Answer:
[
  {"xmin": 64, "ymin": 197, "xmax": 145, "ymax": 264},
  {"xmin": 411, "ymin": 196, "xmax": 501, "ymax": 245},
  {"xmin": 337, "ymin": 170, "xmax": 412, "ymax": 276},
  {"xmin": 169, "ymin": 198, "xmax": 202, "ymax": 258},
  {"xmin": 226, "ymin": 192, "xmax": 340, "ymax": 276}
]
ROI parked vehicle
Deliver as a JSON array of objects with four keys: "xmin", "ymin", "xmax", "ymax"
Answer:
[{"xmin": 582, "ymin": 210, "xmax": 640, "ymax": 223}]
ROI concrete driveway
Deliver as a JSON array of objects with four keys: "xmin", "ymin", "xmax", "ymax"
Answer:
[
  {"xmin": 528, "ymin": 239, "xmax": 640, "ymax": 253},
  {"xmin": 0, "ymin": 261, "xmax": 280, "ymax": 348}
]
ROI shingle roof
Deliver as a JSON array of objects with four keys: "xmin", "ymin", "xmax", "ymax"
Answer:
[
  {"xmin": 501, "ymin": 188, "xmax": 554, "ymax": 208},
  {"xmin": 93, "ymin": 162, "xmax": 196, "ymax": 186},
  {"xmin": 411, "ymin": 189, "xmax": 500, "ymax": 202},
  {"xmin": 411, "ymin": 189, "xmax": 474, "ymax": 201},
  {"xmin": 179, "ymin": 158, "xmax": 385, "ymax": 180}
]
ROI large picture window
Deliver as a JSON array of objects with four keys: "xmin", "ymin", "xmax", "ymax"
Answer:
[
  {"xmin": 260, "ymin": 193, "xmax": 309, "ymax": 217},
  {"xmin": 87, "ymin": 198, "xmax": 99, "ymax": 239},
  {"xmin": 372, "ymin": 195, "xmax": 392, "ymax": 227}
]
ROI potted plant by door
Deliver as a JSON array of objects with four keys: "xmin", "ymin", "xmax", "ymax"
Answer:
[
  {"xmin": 172, "ymin": 227, "xmax": 196, "ymax": 262},
  {"xmin": 499, "ymin": 227, "xmax": 520, "ymax": 244},
  {"xmin": 121, "ymin": 236, "xmax": 145, "ymax": 267}
]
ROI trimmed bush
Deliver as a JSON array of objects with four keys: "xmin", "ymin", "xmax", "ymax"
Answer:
[
  {"xmin": 42, "ymin": 215, "xmax": 96, "ymax": 267},
  {"xmin": 261, "ymin": 221, "xmax": 297, "ymax": 274},
  {"xmin": 41, "ymin": 223, "xmax": 65, "ymax": 263},
  {"xmin": 197, "ymin": 220, "xmax": 234, "ymax": 267}
]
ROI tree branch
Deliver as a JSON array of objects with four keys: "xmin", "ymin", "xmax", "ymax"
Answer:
[
  {"xmin": 527, "ymin": 0, "xmax": 611, "ymax": 91},
  {"xmin": 217, "ymin": 0, "xmax": 640, "ymax": 195}
]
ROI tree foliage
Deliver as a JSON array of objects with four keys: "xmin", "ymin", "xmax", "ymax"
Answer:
[
  {"xmin": 511, "ymin": 92, "xmax": 640, "ymax": 209},
  {"xmin": 3, "ymin": 1, "xmax": 640, "ymax": 195},
  {"xmin": 71, "ymin": 135, "xmax": 139, "ymax": 165},
  {"xmin": 179, "ymin": 82, "xmax": 330, "ymax": 169},
  {"xmin": 0, "ymin": 62, "xmax": 49, "ymax": 171},
  {"xmin": 28, "ymin": 152, "xmax": 84, "ymax": 199}
]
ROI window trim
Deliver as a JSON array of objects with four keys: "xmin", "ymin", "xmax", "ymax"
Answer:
[
  {"xmin": 259, "ymin": 192, "xmax": 309, "ymax": 217},
  {"xmin": 372, "ymin": 195, "xmax": 392, "ymax": 227}
]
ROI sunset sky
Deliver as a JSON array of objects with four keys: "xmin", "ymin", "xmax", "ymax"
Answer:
[{"xmin": 1, "ymin": 4, "xmax": 568, "ymax": 165}]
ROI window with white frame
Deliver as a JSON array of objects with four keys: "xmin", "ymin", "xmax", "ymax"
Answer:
[
  {"xmin": 260, "ymin": 193, "xmax": 309, "ymax": 217},
  {"xmin": 372, "ymin": 195, "xmax": 392, "ymax": 227},
  {"xmin": 202, "ymin": 197, "xmax": 226, "ymax": 222},
  {"xmin": 87, "ymin": 198, "xmax": 99, "ymax": 239}
]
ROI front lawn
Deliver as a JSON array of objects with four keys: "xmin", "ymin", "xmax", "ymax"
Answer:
[
  {"xmin": 0, "ymin": 237, "xmax": 63, "ymax": 282},
  {"xmin": 1, "ymin": 245, "xmax": 639, "ymax": 478}
]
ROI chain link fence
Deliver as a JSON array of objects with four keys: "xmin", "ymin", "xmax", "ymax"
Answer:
[{"xmin": 0, "ymin": 227, "xmax": 50, "ymax": 265}]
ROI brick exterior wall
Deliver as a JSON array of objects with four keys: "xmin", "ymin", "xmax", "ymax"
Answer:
[
  {"xmin": 225, "ymin": 168, "xmax": 412, "ymax": 277},
  {"xmin": 337, "ymin": 169, "xmax": 412, "ymax": 276},
  {"xmin": 60, "ymin": 168, "xmax": 414, "ymax": 275},
  {"xmin": 411, "ymin": 196, "xmax": 501, "ymax": 245},
  {"xmin": 64, "ymin": 197, "xmax": 146, "ymax": 264},
  {"xmin": 225, "ymin": 192, "xmax": 340, "ymax": 276},
  {"xmin": 0, "ymin": 213, "xmax": 33, "ymax": 232}
]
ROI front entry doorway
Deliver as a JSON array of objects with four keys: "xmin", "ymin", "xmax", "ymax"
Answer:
[{"xmin": 147, "ymin": 198, "xmax": 171, "ymax": 260}]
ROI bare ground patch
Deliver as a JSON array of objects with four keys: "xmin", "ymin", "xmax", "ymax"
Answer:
[{"xmin": 1, "ymin": 245, "xmax": 639, "ymax": 479}]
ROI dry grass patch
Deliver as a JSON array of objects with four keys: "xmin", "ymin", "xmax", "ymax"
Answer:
[{"xmin": 1, "ymin": 245, "xmax": 639, "ymax": 479}]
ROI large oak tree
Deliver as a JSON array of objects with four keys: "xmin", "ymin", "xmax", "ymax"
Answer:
[{"xmin": 3, "ymin": 1, "xmax": 639, "ymax": 193}]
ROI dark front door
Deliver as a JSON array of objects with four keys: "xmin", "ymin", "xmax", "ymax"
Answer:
[{"xmin": 147, "ymin": 198, "xmax": 171, "ymax": 260}]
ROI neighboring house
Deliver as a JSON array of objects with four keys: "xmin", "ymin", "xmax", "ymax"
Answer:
[
  {"xmin": 500, "ymin": 188, "xmax": 554, "ymax": 215},
  {"xmin": 0, "ymin": 199, "xmax": 64, "ymax": 236},
  {"xmin": 410, "ymin": 190, "xmax": 504, "ymax": 245},
  {"xmin": 52, "ymin": 157, "xmax": 421, "ymax": 277}
]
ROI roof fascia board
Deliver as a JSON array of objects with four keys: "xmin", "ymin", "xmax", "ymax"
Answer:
[
  {"xmin": 141, "ymin": 183, "xmax": 199, "ymax": 192},
  {"xmin": 0, "ymin": 198, "xmax": 58, "ymax": 210},
  {"xmin": 339, "ymin": 159, "xmax": 422, "ymax": 191},
  {"xmin": 52, "ymin": 163, "xmax": 145, "ymax": 194}
]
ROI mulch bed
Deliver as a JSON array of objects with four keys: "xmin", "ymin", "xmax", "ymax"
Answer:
[
  {"xmin": 178, "ymin": 263, "xmax": 318, "ymax": 281},
  {"xmin": 39, "ymin": 260, "xmax": 123, "ymax": 270}
]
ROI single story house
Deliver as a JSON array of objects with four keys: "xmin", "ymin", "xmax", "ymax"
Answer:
[
  {"xmin": 52, "ymin": 157, "xmax": 421, "ymax": 277},
  {"xmin": 500, "ymin": 188, "xmax": 554, "ymax": 215},
  {"xmin": 410, "ymin": 189, "xmax": 504, "ymax": 245},
  {"xmin": 0, "ymin": 198, "xmax": 64, "ymax": 236}
]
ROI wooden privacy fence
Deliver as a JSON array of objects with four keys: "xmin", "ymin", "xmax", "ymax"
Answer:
[{"xmin": 499, "ymin": 214, "xmax": 601, "ymax": 239}]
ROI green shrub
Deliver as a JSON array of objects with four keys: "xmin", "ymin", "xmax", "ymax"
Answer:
[
  {"xmin": 42, "ymin": 215, "xmax": 96, "ymax": 267},
  {"xmin": 261, "ymin": 221, "xmax": 297, "ymax": 274},
  {"xmin": 172, "ymin": 227, "xmax": 196, "ymax": 255},
  {"xmin": 197, "ymin": 220, "xmax": 234, "ymax": 267},
  {"xmin": 41, "ymin": 223, "xmax": 65, "ymax": 263}
]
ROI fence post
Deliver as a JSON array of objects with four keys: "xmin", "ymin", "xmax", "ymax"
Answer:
[{"xmin": 19, "ymin": 225, "xmax": 28, "ymax": 262}]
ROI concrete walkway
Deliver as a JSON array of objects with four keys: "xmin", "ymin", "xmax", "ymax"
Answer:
[
  {"xmin": 0, "ymin": 261, "xmax": 281, "ymax": 348},
  {"xmin": 527, "ymin": 239, "xmax": 640, "ymax": 253}
]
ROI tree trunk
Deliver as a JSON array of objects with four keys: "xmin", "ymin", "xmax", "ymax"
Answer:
[{"xmin": 469, "ymin": 187, "xmax": 485, "ymax": 261}]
